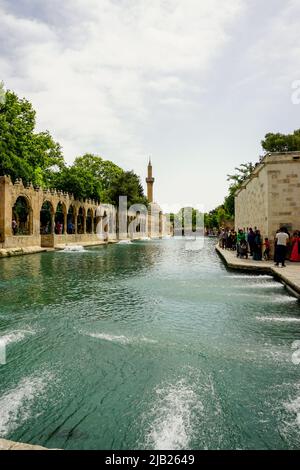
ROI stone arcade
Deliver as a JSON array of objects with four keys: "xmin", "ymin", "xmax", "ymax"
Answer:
[{"xmin": 0, "ymin": 163, "xmax": 170, "ymax": 257}]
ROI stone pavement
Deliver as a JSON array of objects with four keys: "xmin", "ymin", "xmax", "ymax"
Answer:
[
  {"xmin": 216, "ymin": 245, "xmax": 300, "ymax": 298},
  {"xmin": 0, "ymin": 438, "xmax": 52, "ymax": 450}
]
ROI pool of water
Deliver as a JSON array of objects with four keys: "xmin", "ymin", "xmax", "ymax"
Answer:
[{"xmin": 0, "ymin": 239, "xmax": 300, "ymax": 450}]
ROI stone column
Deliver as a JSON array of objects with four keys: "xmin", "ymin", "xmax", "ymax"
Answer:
[
  {"xmin": 0, "ymin": 176, "xmax": 8, "ymax": 242},
  {"xmin": 91, "ymin": 215, "xmax": 94, "ymax": 235},
  {"xmin": 75, "ymin": 212, "xmax": 78, "ymax": 235},
  {"xmin": 51, "ymin": 213, "xmax": 55, "ymax": 234},
  {"xmin": 83, "ymin": 212, "xmax": 86, "ymax": 234},
  {"xmin": 64, "ymin": 210, "xmax": 67, "ymax": 235}
]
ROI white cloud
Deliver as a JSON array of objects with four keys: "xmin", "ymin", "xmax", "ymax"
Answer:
[
  {"xmin": 248, "ymin": 0, "xmax": 300, "ymax": 86},
  {"xmin": 0, "ymin": 0, "xmax": 244, "ymax": 168}
]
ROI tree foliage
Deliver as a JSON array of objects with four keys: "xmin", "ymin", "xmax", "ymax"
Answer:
[
  {"xmin": 0, "ymin": 87, "xmax": 148, "ymax": 206},
  {"xmin": 204, "ymin": 162, "xmax": 255, "ymax": 229},
  {"xmin": 0, "ymin": 90, "xmax": 64, "ymax": 186},
  {"xmin": 51, "ymin": 154, "xmax": 123, "ymax": 202},
  {"xmin": 107, "ymin": 170, "xmax": 148, "ymax": 207},
  {"xmin": 223, "ymin": 162, "xmax": 255, "ymax": 218},
  {"xmin": 262, "ymin": 129, "xmax": 300, "ymax": 153}
]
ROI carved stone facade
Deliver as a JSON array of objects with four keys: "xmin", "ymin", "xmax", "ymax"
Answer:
[
  {"xmin": 0, "ymin": 174, "xmax": 170, "ymax": 254},
  {"xmin": 0, "ymin": 175, "xmax": 104, "ymax": 250},
  {"xmin": 235, "ymin": 152, "xmax": 300, "ymax": 253}
]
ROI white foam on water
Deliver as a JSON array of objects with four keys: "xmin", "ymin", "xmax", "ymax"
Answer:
[
  {"xmin": 235, "ymin": 282, "xmax": 282, "ymax": 289},
  {"xmin": 0, "ymin": 330, "xmax": 35, "ymax": 348},
  {"xmin": 270, "ymin": 295, "xmax": 299, "ymax": 304},
  {"xmin": 0, "ymin": 372, "xmax": 52, "ymax": 437},
  {"xmin": 82, "ymin": 331, "xmax": 158, "ymax": 346},
  {"xmin": 227, "ymin": 275, "xmax": 273, "ymax": 279},
  {"xmin": 85, "ymin": 332, "xmax": 130, "ymax": 344},
  {"xmin": 62, "ymin": 245, "xmax": 85, "ymax": 252},
  {"xmin": 284, "ymin": 396, "xmax": 300, "ymax": 428},
  {"xmin": 140, "ymin": 337, "xmax": 158, "ymax": 344},
  {"xmin": 118, "ymin": 240, "xmax": 132, "ymax": 245},
  {"xmin": 229, "ymin": 292, "xmax": 298, "ymax": 303},
  {"xmin": 145, "ymin": 380, "xmax": 203, "ymax": 450},
  {"xmin": 256, "ymin": 317, "xmax": 300, "ymax": 323}
]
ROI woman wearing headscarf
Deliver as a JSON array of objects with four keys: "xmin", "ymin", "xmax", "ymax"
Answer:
[{"xmin": 290, "ymin": 231, "xmax": 300, "ymax": 262}]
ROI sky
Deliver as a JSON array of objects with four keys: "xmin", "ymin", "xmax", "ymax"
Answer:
[{"xmin": 1, "ymin": 0, "xmax": 300, "ymax": 211}]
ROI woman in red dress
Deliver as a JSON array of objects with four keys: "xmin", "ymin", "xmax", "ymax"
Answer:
[{"xmin": 290, "ymin": 231, "xmax": 300, "ymax": 262}]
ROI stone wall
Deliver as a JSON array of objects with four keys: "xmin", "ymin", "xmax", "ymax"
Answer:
[
  {"xmin": 235, "ymin": 152, "xmax": 300, "ymax": 253},
  {"xmin": 0, "ymin": 175, "xmax": 101, "ymax": 249},
  {"xmin": 235, "ymin": 166, "xmax": 269, "ymax": 235},
  {"xmin": 0, "ymin": 175, "xmax": 169, "ymax": 252}
]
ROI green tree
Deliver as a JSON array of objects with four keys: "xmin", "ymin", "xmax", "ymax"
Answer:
[
  {"xmin": 0, "ymin": 87, "xmax": 148, "ymax": 207},
  {"xmin": 224, "ymin": 162, "xmax": 255, "ymax": 218},
  {"xmin": 227, "ymin": 162, "xmax": 255, "ymax": 187},
  {"xmin": 52, "ymin": 154, "xmax": 147, "ymax": 206},
  {"xmin": 261, "ymin": 129, "xmax": 300, "ymax": 152},
  {"xmin": 52, "ymin": 154, "xmax": 124, "ymax": 201},
  {"xmin": 107, "ymin": 170, "xmax": 148, "ymax": 207},
  {"xmin": 0, "ymin": 89, "xmax": 64, "ymax": 186},
  {"xmin": 52, "ymin": 164, "xmax": 102, "ymax": 201}
]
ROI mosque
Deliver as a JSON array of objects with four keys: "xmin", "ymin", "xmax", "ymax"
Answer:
[{"xmin": 0, "ymin": 161, "xmax": 169, "ymax": 256}]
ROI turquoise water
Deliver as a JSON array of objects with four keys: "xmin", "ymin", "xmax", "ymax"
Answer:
[{"xmin": 0, "ymin": 239, "xmax": 300, "ymax": 450}]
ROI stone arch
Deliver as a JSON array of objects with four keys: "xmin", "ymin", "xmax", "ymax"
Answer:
[
  {"xmin": 55, "ymin": 202, "xmax": 67, "ymax": 234},
  {"xmin": 77, "ymin": 207, "xmax": 85, "ymax": 234},
  {"xmin": 12, "ymin": 195, "xmax": 32, "ymax": 236},
  {"xmin": 40, "ymin": 200, "xmax": 54, "ymax": 235},
  {"xmin": 86, "ymin": 208, "xmax": 93, "ymax": 234},
  {"xmin": 67, "ymin": 205, "xmax": 76, "ymax": 234}
]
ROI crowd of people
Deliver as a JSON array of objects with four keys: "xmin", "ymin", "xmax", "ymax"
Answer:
[{"xmin": 219, "ymin": 226, "xmax": 300, "ymax": 267}]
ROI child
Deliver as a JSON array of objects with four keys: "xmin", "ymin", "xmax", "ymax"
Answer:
[{"xmin": 263, "ymin": 238, "xmax": 271, "ymax": 260}]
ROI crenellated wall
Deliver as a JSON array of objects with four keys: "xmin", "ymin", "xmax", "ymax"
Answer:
[
  {"xmin": 0, "ymin": 175, "xmax": 102, "ymax": 249},
  {"xmin": 0, "ymin": 175, "xmax": 171, "ymax": 253}
]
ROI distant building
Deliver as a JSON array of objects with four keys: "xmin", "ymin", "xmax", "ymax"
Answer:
[{"xmin": 235, "ymin": 152, "xmax": 300, "ymax": 252}]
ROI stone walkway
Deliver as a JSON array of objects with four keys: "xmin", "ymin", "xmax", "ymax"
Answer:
[
  {"xmin": 0, "ymin": 246, "xmax": 49, "ymax": 258},
  {"xmin": 216, "ymin": 245, "xmax": 300, "ymax": 298},
  {"xmin": 0, "ymin": 438, "xmax": 51, "ymax": 450}
]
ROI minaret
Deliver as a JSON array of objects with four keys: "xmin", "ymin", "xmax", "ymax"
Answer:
[{"xmin": 146, "ymin": 158, "xmax": 155, "ymax": 203}]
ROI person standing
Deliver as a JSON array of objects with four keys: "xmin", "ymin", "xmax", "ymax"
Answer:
[
  {"xmin": 253, "ymin": 230, "xmax": 262, "ymax": 261},
  {"xmin": 275, "ymin": 227, "xmax": 290, "ymax": 267},
  {"xmin": 12, "ymin": 219, "xmax": 18, "ymax": 235},
  {"xmin": 221, "ymin": 229, "xmax": 227, "ymax": 249},
  {"xmin": 247, "ymin": 228, "xmax": 255, "ymax": 257},
  {"xmin": 236, "ymin": 229, "xmax": 246, "ymax": 258},
  {"xmin": 290, "ymin": 231, "xmax": 300, "ymax": 262},
  {"xmin": 263, "ymin": 238, "xmax": 271, "ymax": 260}
]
